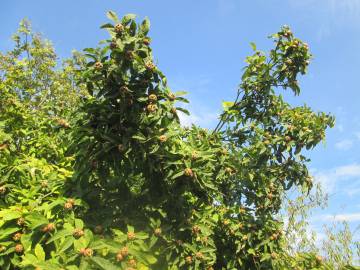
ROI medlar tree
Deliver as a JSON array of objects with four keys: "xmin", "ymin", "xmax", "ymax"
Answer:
[
  {"xmin": 69, "ymin": 11, "xmax": 335, "ymax": 269},
  {"xmin": 1, "ymin": 11, "xmax": 356, "ymax": 270}
]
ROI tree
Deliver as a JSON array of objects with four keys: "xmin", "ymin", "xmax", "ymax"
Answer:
[{"xmin": 0, "ymin": 11, "xmax": 356, "ymax": 270}]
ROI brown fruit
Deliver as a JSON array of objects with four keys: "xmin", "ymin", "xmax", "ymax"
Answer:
[
  {"xmin": 13, "ymin": 232, "xmax": 22, "ymax": 241},
  {"xmin": 57, "ymin": 118, "xmax": 70, "ymax": 128},
  {"xmin": 67, "ymin": 198, "xmax": 75, "ymax": 205},
  {"xmin": 94, "ymin": 225, "xmax": 103, "ymax": 234},
  {"xmin": 114, "ymin": 23, "xmax": 124, "ymax": 34},
  {"xmin": 120, "ymin": 246, "xmax": 129, "ymax": 257},
  {"xmin": 146, "ymin": 104, "xmax": 157, "ymax": 113},
  {"xmin": 184, "ymin": 168, "xmax": 194, "ymax": 177},
  {"xmin": 127, "ymin": 231, "xmax": 136, "ymax": 240},
  {"xmin": 47, "ymin": 223, "xmax": 55, "ymax": 232},
  {"xmin": 176, "ymin": 239, "xmax": 183, "ymax": 246},
  {"xmin": 195, "ymin": 252, "xmax": 204, "ymax": 260},
  {"xmin": 271, "ymin": 252, "xmax": 277, "ymax": 259},
  {"xmin": 15, "ymin": 244, "xmax": 23, "ymax": 254},
  {"xmin": 64, "ymin": 202, "xmax": 73, "ymax": 210},
  {"xmin": 148, "ymin": 94, "xmax": 157, "ymax": 102},
  {"xmin": 192, "ymin": 225, "xmax": 201, "ymax": 234},
  {"xmin": 17, "ymin": 217, "xmax": 25, "ymax": 226},
  {"xmin": 110, "ymin": 41, "xmax": 117, "ymax": 49},
  {"xmin": 159, "ymin": 135, "xmax": 167, "ymax": 143},
  {"xmin": 143, "ymin": 38, "xmax": 151, "ymax": 45},
  {"xmin": 221, "ymin": 148, "xmax": 228, "ymax": 155},
  {"xmin": 0, "ymin": 186, "xmax": 6, "ymax": 194},
  {"xmin": 170, "ymin": 107, "xmax": 177, "ymax": 114},
  {"xmin": 43, "ymin": 223, "xmax": 55, "ymax": 233},
  {"xmin": 41, "ymin": 180, "xmax": 48, "ymax": 188},
  {"xmin": 116, "ymin": 252, "xmax": 124, "ymax": 262},
  {"xmin": 118, "ymin": 144, "xmax": 126, "ymax": 153},
  {"xmin": 73, "ymin": 228, "xmax": 84, "ymax": 238},
  {"xmin": 185, "ymin": 256, "xmax": 192, "ymax": 264},
  {"xmin": 0, "ymin": 143, "xmax": 8, "ymax": 150},
  {"xmin": 315, "ymin": 255, "xmax": 323, "ymax": 264},
  {"xmin": 145, "ymin": 61, "xmax": 155, "ymax": 70},
  {"xmin": 191, "ymin": 151, "xmax": 198, "ymax": 160},
  {"xmin": 127, "ymin": 259, "xmax": 137, "ymax": 267},
  {"xmin": 154, "ymin": 228, "xmax": 162, "ymax": 236},
  {"xmin": 94, "ymin": 62, "xmax": 103, "ymax": 70},
  {"xmin": 223, "ymin": 219, "xmax": 230, "ymax": 226},
  {"xmin": 80, "ymin": 248, "xmax": 93, "ymax": 257},
  {"xmin": 120, "ymin": 85, "xmax": 130, "ymax": 94},
  {"xmin": 168, "ymin": 93, "xmax": 176, "ymax": 101}
]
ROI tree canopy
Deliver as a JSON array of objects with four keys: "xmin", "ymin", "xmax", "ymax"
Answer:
[{"xmin": 0, "ymin": 11, "xmax": 357, "ymax": 270}]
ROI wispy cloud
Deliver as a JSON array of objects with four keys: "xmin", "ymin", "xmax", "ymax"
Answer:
[
  {"xmin": 169, "ymin": 74, "xmax": 221, "ymax": 128},
  {"xmin": 335, "ymin": 139, "xmax": 353, "ymax": 150},
  {"xmin": 322, "ymin": 213, "xmax": 360, "ymax": 222},
  {"xmin": 178, "ymin": 110, "xmax": 219, "ymax": 128},
  {"xmin": 289, "ymin": 0, "xmax": 360, "ymax": 41},
  {"xmin": 313, "ymin": 164, "xmax": 360, "ymax": 194},
  {"xmin": 289, "ymin": 0, "xmax": 360, "ymax": 17}
]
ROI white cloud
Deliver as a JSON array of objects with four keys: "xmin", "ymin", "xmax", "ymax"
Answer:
[
  {"xmin": 335, "ymin": 139, "xmax": 353, "ymax": 150},
  {"xmin": 289, "ymin": 0, "xmax": 360, "ymax": 17},
  {"xmin": 289, "ymin": 0, "xmax": 360, "ymax": 41},
  {"xmin": 322, "ymin": 213, "xmax": 360, "ymax": 222},
  {"xmin": 313, "ymin": 164, "xmax": 360, "ymax": 194},
  {"xmin": 178, "ymin": 110, "xmax": 219, "ymax": 127},
  {"xmin": 169, "ymin": 74, "xmax": 221, "ymax": 128},
  {"xmin": 336, "ymin": 164, "xmax": 360, "ymax": 177}
]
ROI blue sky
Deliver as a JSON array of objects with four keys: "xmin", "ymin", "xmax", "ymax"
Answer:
[{"xmin": 1, "ymin": 0, "xmax": 360, "ymax": 244}]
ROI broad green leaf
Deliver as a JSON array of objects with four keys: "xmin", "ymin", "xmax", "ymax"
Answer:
[
  {"xmin": 34, "ymin": 243, "xmax": 45, "ymax": 261},
  {"xmin": 90, "ymin": 256, "xmax": 119, "ymax": 270}
]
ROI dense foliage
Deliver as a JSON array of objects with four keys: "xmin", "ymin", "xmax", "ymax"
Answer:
[{"xmin": 0, "ymin": 12, "xmax": 358, "ymax": 270}]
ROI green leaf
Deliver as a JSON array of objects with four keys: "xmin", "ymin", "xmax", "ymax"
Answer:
[
  {"xmin": 100, "ymin": 23, "xmax": 114, "ymax": 29},
  {"xmin": 122, "ymin": 14, "xmax": 136, "ymax": 25},
  {"xmin": 46, "ymin": 229, "xmax": 73, "ymax": 244},
  {"xmin": 140, "ymin": 17, "xmax": 150, "ymax": 35},
  {"xmin": 26, "ymin": 212, "xmax": 48, "ymax": 229},
  {"xmin": 90, "ymin": 256, "xmax": 119, "ymax": 270},
  {"xmin": 34, "ymin": 244, "xmax": 45, "ymax": 261},
  {"xmin": 0, "ymin": 227, "xmax": 20, "ymax": 241},
  {"xmin": 75, "ymin": 218, "xmax": 84, "ymax": 229},
  {"xmin": 171, "ymin": 170, "xmax": 185, "ymax": 179},
  {"xmin": 106, "ymin": 11, "xmax": 119, "ymax": 22},
  {"xmin": 0, "ymin": 210, "xmax": 22, "ymax": 221},
  {"xmin": 58, "ymin": 236, "xmax": 74, "ymax": 254},
  {"xmin": 250, "ymin": 42, "xmax": 257, "ymax": 51},
  {"xmin": 174, "ymin": 91, "xmax": 187, "ymax": 96}
]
